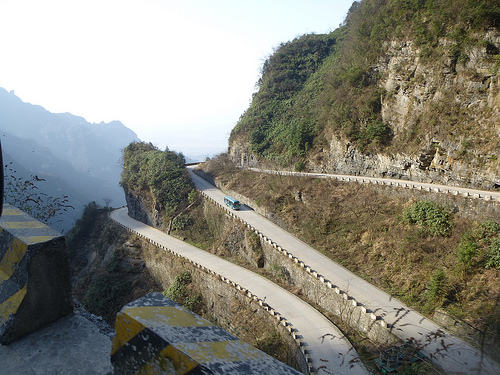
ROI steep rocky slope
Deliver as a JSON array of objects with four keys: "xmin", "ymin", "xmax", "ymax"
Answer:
[
  {"xmin": 229, "ymin": 0, "xmax": 500, "ymax": 190},
  {"xmin": 312, "ymin": 31, "xmax": 500, "ymax": 189}
]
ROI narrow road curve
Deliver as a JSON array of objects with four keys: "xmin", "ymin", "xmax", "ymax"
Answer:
[
  {"xmin": 110, "ymin": 208, "xmax": 369, "ymax": 375},
  {"xmin": 187, "ymin": 167, "xmax": 500, "ymax": 375},
  {"xmin": 247, "ymin": 167, "xmax": 500, "ymax": 201}
]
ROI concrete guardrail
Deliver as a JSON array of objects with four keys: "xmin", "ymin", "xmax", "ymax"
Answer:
[
  {"xmin": 247, "ymin": 168, "xmax": 500, "ymax": 202},
  {"xmin": 111, "ymin": 292, "xmax": 303, "ymax": 374}
]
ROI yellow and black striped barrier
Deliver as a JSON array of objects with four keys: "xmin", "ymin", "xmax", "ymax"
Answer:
[
  {"xmin": 111, "ymin": 292, "xmax": 302, "ymax": 375},
  {"xmin": 0, "ymin": 204, "xmax": 72, "ymax": 344}
]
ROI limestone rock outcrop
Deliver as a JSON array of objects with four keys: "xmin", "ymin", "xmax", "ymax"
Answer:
[
  {"xmin": 229, "ymin": 32, "xmax": 500, "ymax": 190},
  {"xmin": 123, "ymin": 187, "xmax": 164, "ymax": 228}
]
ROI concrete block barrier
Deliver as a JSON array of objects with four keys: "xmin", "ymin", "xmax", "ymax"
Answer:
[
  {"xmin": 111, "ymin": 292, "xmax": 302, "ymax": 375},
  {"xmin": 0, "ymin": 204, "xmax": 72, "ymax": 344}
]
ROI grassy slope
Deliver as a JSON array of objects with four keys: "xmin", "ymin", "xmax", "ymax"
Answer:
[{"xmin": 199, "ymin": 156, "xmax": 500, "ymax": 341}]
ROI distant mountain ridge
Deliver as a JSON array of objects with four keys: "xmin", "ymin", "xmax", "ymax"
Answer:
[{"xmin": 0, "ymin": 88, "xmax": 140, "ymax": 232}]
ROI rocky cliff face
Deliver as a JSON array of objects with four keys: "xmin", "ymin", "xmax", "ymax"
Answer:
[
  {"xmin": 123, "ymin": 187, "xmax": 165, "ymax": 228},
  {"xmin": 230, "ymin": 31, "xmax": 500, "ymax": 190}
]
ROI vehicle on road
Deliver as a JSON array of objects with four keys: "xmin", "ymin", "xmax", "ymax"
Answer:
[{"xmin": 224, "ymin": 195, "xmax": 240, "ymax": 210}]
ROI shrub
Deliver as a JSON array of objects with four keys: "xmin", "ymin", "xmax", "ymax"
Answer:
[
  {"xmin": 295, "ymin": 160, "xmax": 306, "ymax": 172},
  {"xmin": 163, "ymin": 271, "xmax": 192, "ymax": 302},
  {"xmin": 457, "ymin": 232, "xmax": 479, "ymax": 269},
  {"xmin": 427, "ymin": 269, "xmax": 446, "ymax": 299},
  {"xmin": 172, "ymin": 214, "xmax": 194, "ymax": 231},
  {"xmin": 486, "ymin": 238, "xmax": 500, "ymax": 269},
  {"xmin": 479, "ymin": 220, "xmax": 500, "ymax": 236},
  {"xmin": 403, "ymin": 201, "xmax": 452, "ymax": 236},
  {"xmin": 363, "ymin": 119, "xmax": 393, "ymax": 145},
  {"xmin": 121, "ymin": 142, "xmax": 193, "ymax": 214},
  {"xmin": 188, "ymin": 189, "xmax": 198, "ymax": 204},
  {"xmin": 184, "ymin": 294, "xmax": 203, "ymax": 312},
  {"xmin": 162, "ymin": 271, "xmax": 202, "ymax": 313},
  {"xmin": 84, "ymin": 272, "xmax": 132, "ymax": 318}
]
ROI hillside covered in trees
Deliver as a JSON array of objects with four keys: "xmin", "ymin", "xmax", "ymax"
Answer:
[{"xmin": 229, "ymin": 0, "xmax": 500, "ymax": 189}]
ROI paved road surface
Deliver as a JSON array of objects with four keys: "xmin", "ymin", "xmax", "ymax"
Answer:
[
  {"xmin": 111, "ymin": 208, "xmax": 369, "ymax": 375},
  {"xmin": 188, "ymin": 167, "xmax": 500, "ymax": 375},
  {"xmin": 247, "ymin": 168, "xmax": 500, "ymax": 201},
  {"xmin": 0, "ymin": 314, "xmax": 112, "ymax": 375}
]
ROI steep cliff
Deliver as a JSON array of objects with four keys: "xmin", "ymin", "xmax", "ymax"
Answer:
[
  {"xmin": 120, "ymin": 142, "xmax": 194, "ymax": 230},
  {"xmin": 123, "ymin": 186, "xmax": 164, "ymax": 228},
  {"xmin": 229, "ymin": 0, "xmax": 500, "ymax": 190}
]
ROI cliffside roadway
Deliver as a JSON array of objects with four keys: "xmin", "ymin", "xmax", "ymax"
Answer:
[
  {"xmin": 245, "ymin": 168, "xmax": 500, "ymax": 201},
  {"xmin": 110, "ymin": 207, "xmax": 369, "ymax": 375},
  {"xmin": 187, "ymin": 167, "xmax": 500, "ymax": 375}
]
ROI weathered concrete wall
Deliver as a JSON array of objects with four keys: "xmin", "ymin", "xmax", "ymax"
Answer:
[
  {"xmin": 111, "ymin": 292, "xmax": 303, "ymax": 375},
  {"xmin": 0, "ymin": 204, "xmax": 73, "ymax": 344},
  {"xmin": 434, "ymin": 309, "xmax": 500, "ymax": 363}
]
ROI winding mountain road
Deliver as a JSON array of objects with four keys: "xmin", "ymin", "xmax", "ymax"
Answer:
[
  {"xmin": 110, "ymin": 208, "xmax": 369, "ymax": 375},
  {"xmin": 247, "ymin": 167, "xmax": 500, "ymax": 201},
  {"xmin": 187, "ymin": 167, "xmax": 500, "ymax": 375}
]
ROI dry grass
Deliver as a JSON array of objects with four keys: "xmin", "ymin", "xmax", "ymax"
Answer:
[{"xmin": 200, "ymin": 156, "xmax": 500, "ymax": 335}]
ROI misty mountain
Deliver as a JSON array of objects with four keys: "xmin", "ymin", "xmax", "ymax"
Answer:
[{"xmin": 0, "ymin": 88, "xmax": 140, "ymax": 232}]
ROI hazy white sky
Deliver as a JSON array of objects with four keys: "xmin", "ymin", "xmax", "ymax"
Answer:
[{"xmin": 0, "ymin": 0, "xmax": 352, "ymax": 160}]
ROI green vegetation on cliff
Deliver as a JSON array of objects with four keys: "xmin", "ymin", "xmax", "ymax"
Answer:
[
  {"xmin": 230, "ymin": 0, "xmax": 500, "ymax": 166},
  {"xmin": 66, "ymin": 203, "xmax": 162, "ymax": 322},
  {"xmin": 231, "ymin": 31, "xmax": 344, "ymax": 162},
  {"xmin": 121, "ymin": 141, "xmax": 194, "ymax": 214}
]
